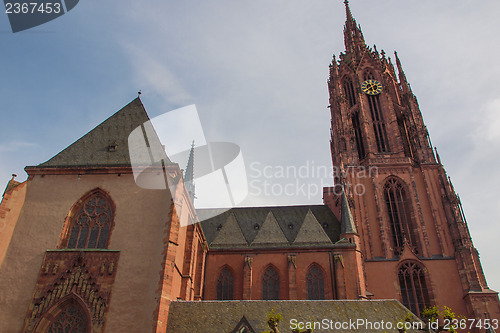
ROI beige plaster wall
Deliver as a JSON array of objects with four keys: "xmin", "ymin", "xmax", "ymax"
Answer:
[{"xmin": 0, "ymin": 172, "xmax": 173, "ymax": 332}]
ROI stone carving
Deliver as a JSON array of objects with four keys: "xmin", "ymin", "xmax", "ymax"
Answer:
[{"xmin": 22, "ymin": 250, "xmax": 119, "ymax": 333}]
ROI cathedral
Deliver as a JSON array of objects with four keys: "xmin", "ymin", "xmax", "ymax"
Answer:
[{"xmin": 0, "ymin": 1, "xmax": 499, "ymax": 332}]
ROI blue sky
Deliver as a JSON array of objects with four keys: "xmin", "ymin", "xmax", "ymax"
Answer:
[{"xmin": 1, "ymin": 0, "xmax": 500, "ymax": 294}]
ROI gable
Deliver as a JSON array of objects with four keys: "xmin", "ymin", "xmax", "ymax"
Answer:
[
  {"xmin": 199, "ymin": 205, "xmax": 341, "ymax": 250},
  {"xmin": 210, "ymin": 213, "xmax": 248, "ymax": 248},
  {"xmin": 250, "ymin": 212, "xmax": 289, "ymax": 247},
  {"xmin": 230, "ymin": 316, "xmax": 255, "ymax": 333},
  {"xmin": 293, "ymin": 209, "xmax": 333, "ymax": 246}
]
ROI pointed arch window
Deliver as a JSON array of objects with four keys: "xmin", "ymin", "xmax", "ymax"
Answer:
[
  {"xmin": 343, "ymin": 77, "xmax": 357, "ymax": 108},
  {"xmin": 47, "ymin": 300, "xmax": 90, "ymax": 333},
  {"xmin": 262, "ymin": 266, "xmax": 279, "ymax": 300},
  {"xmin": 63, "ymin": 189, "xmax": 114, "ymax": 249},
  {"xmin": 398, "ymin": 261, "xmax": 431, "ymax": 317},
  {"xmin": 364, "ymin": 71, "xmax": 390, "ymax": 153},
  {"xmin": 217, "ymin": 267, "xmax": 234, "ymax": 300},
  {"xmin": 307, "ymin": 264, "xmax": 325, "ymax": 300},
  {"xmin": 383, "ymin": 178, "xmax": 418, "ymax": 255}
]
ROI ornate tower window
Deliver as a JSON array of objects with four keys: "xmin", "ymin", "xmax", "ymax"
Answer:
[
  {"xmin": 383, "ymin": 178, "xmax": 418, "ymax": 255},
  {"xmin": 61, "ymin": 189, "xmax": 114, "ymax": 249},
  {"xmin": 217, "ymin": 267, "xmax": 234, "ymax": 300},
  {"xmin": 364, "ymin": 71, "xmax": 389, "ymax": 153},
  {"xmin": 351, "ymin": 111, "xmax": 365, "ymax": 159},
  {"xmin": 306, "ymin": 264, "xmax": 325, "ymax": 300},
  {"xmin": 343, "ymin": 77, "xmax": 357, "ymax": 108},
  {"xmin": 398, "ymin": 261, "xmax": 431, "ymax": 317},
  {"xmin": 262, "ymin": 266, "xmax": 279, "ymax": 300}
]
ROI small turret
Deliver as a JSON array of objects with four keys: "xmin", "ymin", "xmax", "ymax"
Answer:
[
  {"xmin": 184, "ymin": 141, "xmax": 196, "ymax": 204},
  {"xmin": 340, "ymin": 186, "xmax": 357, "ymax": 235},
  {"xmin": 395, "ymin": 51, "xmax": 412, "ymax": 94}
]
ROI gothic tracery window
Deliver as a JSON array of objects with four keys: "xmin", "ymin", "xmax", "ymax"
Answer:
[
  {"xmin": 216, "ymin": 267, "xmax": 234, "ymax": 300},
  {"xmin": 306, "ymin": 264, "xmax": 325, "ymax": 300},
  {"xmin": 398, "ymin": 261, "xmax": 431, "ymax": 317},
  {"xmin": 383, "ymin": 178, "xmax": 418, "ymax": 255},
  {"xmin": 262, "ymin": 266, "xmax": 279, "ymax": 300},
  {"xmin": 64, "ymin": 189, "xmax": 114, "ymax": 249},
  {"xmin": 47, "ymin": 301, "xmax": 90, "ymax": 333}
]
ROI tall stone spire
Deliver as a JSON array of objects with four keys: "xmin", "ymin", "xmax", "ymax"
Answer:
[
  {"xmin": 343, "ymin": 0, "xmax": 366, "ymax": 56},
  {"xmin": 184, "ymin": 141, "xmax": 195, "ymax": 204}
]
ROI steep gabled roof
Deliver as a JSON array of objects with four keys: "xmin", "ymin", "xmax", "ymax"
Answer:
[
  {"xmin": 250, "ymin": 212, "xmax": 289, "ymax": 247},
  {"xmin": 293, "ymin": 209, "xmax": 333, "ymax": 246},
  {"xmin": 210, "ymin": 212, "xmax": 248, "ymax": 248},
  {"xmin": 36, "ymin": 98, "xmax": 169, "ymax": 168},
  {"xmin": 199, "ymin": 205, "xmax": 340, "ymax": 249}
]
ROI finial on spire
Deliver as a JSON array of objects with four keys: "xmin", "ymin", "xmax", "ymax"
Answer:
[
  {"xmin": 138, "ymin": 90, "xmax": 142, "ymax": 96},
  {"xmin": 434, "ymin": 147, "xmax": 442, "ymax": 164},
  {"xmin": 344, "ymin": 0, "xmax": 354, "ymax": 23}
]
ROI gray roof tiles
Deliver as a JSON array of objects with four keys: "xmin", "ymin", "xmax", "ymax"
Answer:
[
  {"xmin": 166, "ymin": 300, "xmax": 424, "ymax": 333},
  {"xmin": 198, "ymin": 205, "xmax": 340, "ymax": 249},
  {"xmin": 36, "ymin": 98, "xmax": 170, "ymax": 168}
]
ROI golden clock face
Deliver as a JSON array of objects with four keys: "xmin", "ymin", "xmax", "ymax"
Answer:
[{"xmin": 361, "ymin": 79, "xmax": 382, "ymax": 95}]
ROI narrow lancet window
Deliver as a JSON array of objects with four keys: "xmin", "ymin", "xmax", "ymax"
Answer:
[
  {"xmin": 307, "ymin": 264, "xmax": 325, "ymax": 300},
  {"xmin": 216, "ymin": 267, "xmax": 234, "ymax": 300},
  {"xmin": 343, "ymin": 78, "xmax": 357, "ymax": 108},
  {"xmin": 352, "ymin": 111, "xmax": 365, "ymax": 159},
  {"xmin": 262, "ymin": 266, "xmax": 279, "ymax": 300}
]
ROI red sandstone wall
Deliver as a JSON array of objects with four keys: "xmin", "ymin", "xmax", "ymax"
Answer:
[
  {"xmin": 204, "ymin": 249, "xmax": 335, "ymax": 301},
  {"xmin": 365, "ymin": 259, "xmax": 468, "ymax": 317}
]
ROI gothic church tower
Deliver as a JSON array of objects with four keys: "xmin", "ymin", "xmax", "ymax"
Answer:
[{"xmin": 324, "ymin": 0, "xmax": 500, "ymax": 321}]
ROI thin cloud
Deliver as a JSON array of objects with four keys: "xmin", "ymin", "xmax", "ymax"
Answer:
[{"xmin": 0, "ymin": 142, "xmax": 37, "ymax": 152}]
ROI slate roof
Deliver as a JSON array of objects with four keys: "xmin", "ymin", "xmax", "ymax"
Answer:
[
  {"xmin": 341, "ymin": 190, "xmax": 358, "ymax": 234},
  {"xmin": 198, "ymin": 205, "xmax": 340, "ymax": 249},
  {"xmin": 166, "ymin": 300, "xmax": 424, "ymax": 333},
  {"xmin": 35, "ymin": 98, "xmax": 170, "ymax": 168}
]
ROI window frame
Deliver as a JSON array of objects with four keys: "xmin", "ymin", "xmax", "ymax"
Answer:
[
  {"xmin": 262, "ymin": 265, "xmax": 280, "ymax": 300},
  {"xmin": 216, "ymin": 266, "xmax": 234, "ymax": 301},
  {"xmin": 306, "ymin": 264, "xmax": 326, "ymax": 300},
  {"xmin": 59, "ymin": 188, "xmax": 115, "ymax": 250}
]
